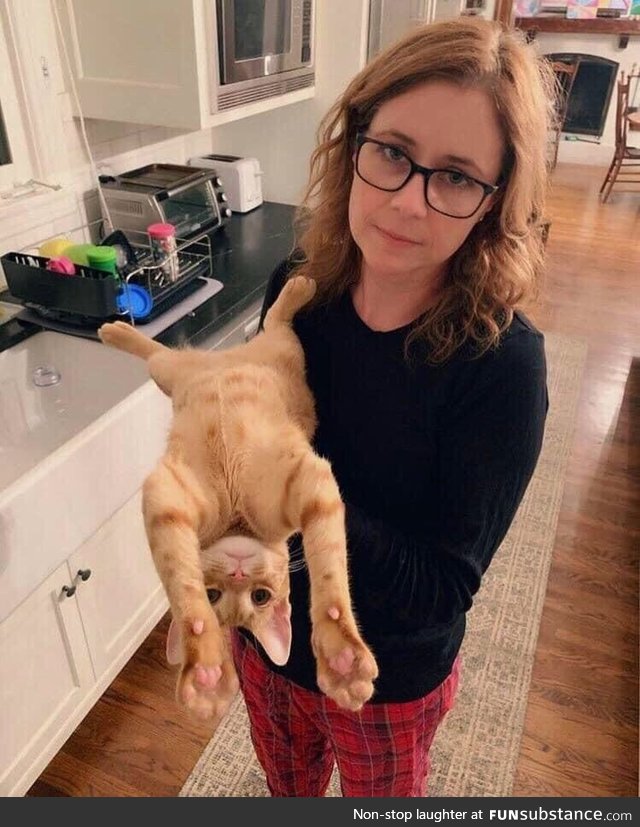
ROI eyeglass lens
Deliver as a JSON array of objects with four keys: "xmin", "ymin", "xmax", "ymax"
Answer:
[{"xmin": 356, "ymin": 140, "xmax": 487, "ymax": 218}]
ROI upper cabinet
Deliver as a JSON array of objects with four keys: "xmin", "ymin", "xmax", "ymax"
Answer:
[{"xmin": 57, "ymin": 0, "xmax": 316, "ymax": 130}]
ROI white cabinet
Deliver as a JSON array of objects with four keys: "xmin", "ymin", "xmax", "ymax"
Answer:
[
  {"xmin": 0, "ymin": 562, "xmax": 95, "ymax": 797},
  {"xmin": 57, "ymin": 0, "xmax": 315, "ymax": 130},
  {"xmin": 70, "ymin": 491, "xmax": 166, "ymax": 682},
  {"xmin": 0, "ymin": 300, "xmax": 263, "ymax": 797},
  {"xmin": 0, "ymin": 490, "xmax": 167, "ymax": 797}
]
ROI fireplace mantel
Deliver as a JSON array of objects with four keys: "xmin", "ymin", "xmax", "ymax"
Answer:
[{"xmin": 514, "ymin": 16, "xmax": 640, "ymax": 48}]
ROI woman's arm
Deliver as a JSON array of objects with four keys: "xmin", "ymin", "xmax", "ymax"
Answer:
[{"xmin": 345, "ymin": 332, "xmax": 548, "ymax": 632}]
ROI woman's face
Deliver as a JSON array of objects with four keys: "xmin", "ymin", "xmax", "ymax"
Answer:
[{"xmin": 348, "ymin": 80, "xmax": 505, "ymax": 286}]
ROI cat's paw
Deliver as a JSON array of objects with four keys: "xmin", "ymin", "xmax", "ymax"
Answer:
[
  {"xmin": 176, "ymin": 617, "xmax": 239, "ymax": 722},
  {"xmin": 97, "ymin": 321, "xmax": 130, "ymax": 347},
  {"xmin": 312, "ymin": 612, "xmax": 378, "ymax": 712},
  {"xmin": 284, "ymin": 275, "xmax": 317, "ymax": 307}
]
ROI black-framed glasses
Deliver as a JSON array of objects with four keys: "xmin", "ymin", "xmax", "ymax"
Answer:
[{"xmin": 354, "ymin": 133, "xmax": 500, "ymax": 220}]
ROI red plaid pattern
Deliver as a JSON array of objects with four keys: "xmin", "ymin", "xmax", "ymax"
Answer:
[{"xmin": 231, "ymin": 632, "xmax": 460, "ymax": 797}]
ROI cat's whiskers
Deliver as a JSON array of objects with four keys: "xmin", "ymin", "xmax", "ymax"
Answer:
[{"xmin": 289, "ymin": 545, "xmax": 307, "ymax": 573}]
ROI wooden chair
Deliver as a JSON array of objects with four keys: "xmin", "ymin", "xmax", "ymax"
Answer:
[
  {"xmin": 548, "ymin": 60, "xmax": 579, "ymax": 171},
  {"xmin": 600, "ymin": 72, "xmax": 640, "ymax": 203}
]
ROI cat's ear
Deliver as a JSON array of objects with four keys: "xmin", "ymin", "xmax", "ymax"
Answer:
[
  {"xmin": 253, "ymin": 598, "xmax": 292, "ymax": 666},
  {"xmin": 166, "ymin": 618, "xmax": 182, "ymax": 664}
]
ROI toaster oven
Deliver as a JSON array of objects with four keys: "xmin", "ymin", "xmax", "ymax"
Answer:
[{"xmin": 99, "ymin": 163, "xmax": 232, "ymax": 239}]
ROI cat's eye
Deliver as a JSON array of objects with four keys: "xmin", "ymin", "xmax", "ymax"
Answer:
[
  {"xmin": 251, "ymin": 588, "xmax": 271, "ymax": 606},
  {"xmin": 207, "ymin": 588, "xmax": 222, "ymax": 604}
]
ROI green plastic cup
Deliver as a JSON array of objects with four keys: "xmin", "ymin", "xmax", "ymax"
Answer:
[
  {"xmin": 87, "ymin": 245, "xmax": 119, "ymax": 277},
  {"xmin": 65, "ymin": 243, "xmax": 95, "ymax": 266}
]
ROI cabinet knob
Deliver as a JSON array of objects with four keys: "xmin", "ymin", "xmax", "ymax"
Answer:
[
  {"xmin": 61, "ymin": 584, "xmax": 76, "ymax": 598},
  {"xmin": 77, "ymin": 568, "xmax": 92, "ymax": 582}
]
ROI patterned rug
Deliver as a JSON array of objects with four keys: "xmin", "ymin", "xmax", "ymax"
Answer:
[{"xmin": 180, "ymin": 331, "xmax": 588, "ymax": 798}]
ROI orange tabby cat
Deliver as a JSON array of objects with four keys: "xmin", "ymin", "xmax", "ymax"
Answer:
[{"xmin": 98, "ymin": 276, "xmax": 378, "ymax": 726}]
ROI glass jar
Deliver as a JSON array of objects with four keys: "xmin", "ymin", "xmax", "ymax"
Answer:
[{"xmin": 147, "ymin": 222, "xmax": 179, "ymax": 285}]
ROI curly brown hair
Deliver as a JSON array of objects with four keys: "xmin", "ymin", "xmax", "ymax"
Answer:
[{"xmin": 290, "ymin": 17, "xmax": 556, "ymax": 363}]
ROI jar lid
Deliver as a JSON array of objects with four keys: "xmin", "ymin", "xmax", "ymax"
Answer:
[
  {"xmin": 116, "ymin": 284, "xmax": 153, "ymax": 320},
  {"xmin": 147, "ymin": 222, "xmax": 176, "ymax": 239}
]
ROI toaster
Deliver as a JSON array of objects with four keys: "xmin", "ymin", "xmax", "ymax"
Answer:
[{"xmin": 189, "ymin": 154, "xmax": 263, "ymax": 213}]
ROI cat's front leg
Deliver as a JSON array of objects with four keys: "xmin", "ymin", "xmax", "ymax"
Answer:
[
  {"xmin": 294, "ymin": 458, "xmax": 378, "ymax": 710},
  {"xmin": 174, "ymin": 606, "xmax": 238, "ymax": 722},
  {"xmin": 241, "ymin": 440, "xmax": 378, "ymax": 710},
  {"xmin": 143, "ymin": 459, "xmax": 238, "ymax": 722},
  {"xmin": 310, "ymin": 601, "xmax": 379, "ymax": 712}
]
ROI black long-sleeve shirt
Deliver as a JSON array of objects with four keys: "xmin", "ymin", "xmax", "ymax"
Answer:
[{"xmin": 250, "ymin": 259, "xmax": 548, "ymax": 703}]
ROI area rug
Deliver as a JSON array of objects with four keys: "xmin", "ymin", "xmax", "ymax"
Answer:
[{"xmin": 180, "ymin": 331, "xmax": 588, "ymax": 798}]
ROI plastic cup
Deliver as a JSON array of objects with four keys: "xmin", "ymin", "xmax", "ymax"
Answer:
[
  {"xmin": 45, "ymin": 256, "xmax": 76, "ymax": 275},
  {"xmin": 39, "ymin": 238, "xmax": 72, "ymax": 258},
  {"xmin": 87, "ymin": 245, "xmax": 119, "ymax": 277},
  {"xmin": 65, "ymin": 243, "xmax": 95, "ymax": 266}
]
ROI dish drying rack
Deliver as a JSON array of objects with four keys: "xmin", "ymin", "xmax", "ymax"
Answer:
[{"xmin": 0, "ymin": 220, "xmax": 214, "ymax": 327}]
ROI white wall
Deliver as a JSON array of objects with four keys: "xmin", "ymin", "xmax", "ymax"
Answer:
[{"xmin": 532, "ymin": 33, "xmax": 640, "ymax": 165}]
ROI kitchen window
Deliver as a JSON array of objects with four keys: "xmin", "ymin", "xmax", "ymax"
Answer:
[{"xmin": 0, "ymin": 3, "xmax": 35, "ymax": 192}]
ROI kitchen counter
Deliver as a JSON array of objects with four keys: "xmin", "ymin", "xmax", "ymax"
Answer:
[
  {"xmin": 0, "ymin": 201, "xmax": 299, "ymax": 798},
  {"xmin": 0, "ymin": 200, "xmax": 297, "ymax": 353}
]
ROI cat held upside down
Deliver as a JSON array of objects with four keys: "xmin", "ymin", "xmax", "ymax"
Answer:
[{"xmin": 98, "ymin": 276, "xmax": 378, "ymax": 726}]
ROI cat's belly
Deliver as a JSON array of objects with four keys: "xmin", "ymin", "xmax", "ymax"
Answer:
[{"xmin": 200, "ymin": 515, "xmax": 254, "ymax": 548}]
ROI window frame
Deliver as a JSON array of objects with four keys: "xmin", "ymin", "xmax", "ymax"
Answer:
[
  {"xmin": 0, "ymin": 0, "xmax": 68, "ymax": 197},
  {"xmin": 0, "ymin": 2, "xmax": 36, "ymax": 190}
]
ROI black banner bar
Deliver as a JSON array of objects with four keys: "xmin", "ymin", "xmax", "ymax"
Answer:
[{"xmin": 8, "ymin": 796, "xmax": 640, "ymax": 824}]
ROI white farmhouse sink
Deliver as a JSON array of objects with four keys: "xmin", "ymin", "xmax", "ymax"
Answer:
[
  {"xmin": 0, "ymin": 331, "xmax": 148, "ymax": 490},
  {"xmin": 0, "ymin": 330, "xmax": 172, "ymax": 624}
]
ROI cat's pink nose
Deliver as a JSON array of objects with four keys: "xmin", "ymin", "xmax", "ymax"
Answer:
[{"xmin": 232, "ymin": 568, "xmax": 247, "ymax": 580}]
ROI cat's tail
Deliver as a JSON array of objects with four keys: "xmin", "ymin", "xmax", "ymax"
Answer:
[{"xmin": 98, "ymin": 320, "xmax": 166, "ymax": 361}]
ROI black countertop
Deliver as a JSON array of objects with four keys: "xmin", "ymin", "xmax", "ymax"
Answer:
[{"xmin": 0, "ymin": 201, "xmax": 297, "ymax": 353}]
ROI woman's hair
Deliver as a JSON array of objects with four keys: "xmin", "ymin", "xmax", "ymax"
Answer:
[{"xmin": 292, "ymin": 18, "xmax": 556, "ymax": 363}]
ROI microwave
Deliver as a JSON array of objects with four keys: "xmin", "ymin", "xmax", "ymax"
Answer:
[
  {"xmin": 215, "ymin": 0, "xmax": 315, "ymax": 110},
  {"xmin": 99, "ymin": 164, "xmax": 232, "ymax": 239}
]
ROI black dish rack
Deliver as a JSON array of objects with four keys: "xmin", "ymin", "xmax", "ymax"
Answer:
[{"xmin": 0, "ymin": 226, "xmax": 213, "ymax": 328}]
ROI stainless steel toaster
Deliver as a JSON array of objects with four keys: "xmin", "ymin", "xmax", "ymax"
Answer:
[{"xmin": 99, "ymin": 163, "xmax": 232, "ymax": 239}]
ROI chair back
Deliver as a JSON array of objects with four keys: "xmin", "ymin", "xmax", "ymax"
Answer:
[{"xmin": 613, "ymin": 73, "xmax": 632, "ymax": 153}]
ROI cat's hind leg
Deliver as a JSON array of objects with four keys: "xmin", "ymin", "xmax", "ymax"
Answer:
[
  {"xmin": 98, "ymin": 320, "xmax": 165, "ymax": 360},
  {"xmin": 262, "ymin": 275, "xmax": 316, "ymax": 331},
  {"xmin": 142, "ymin": 458, "xmax": 238, "ymax": 722}
]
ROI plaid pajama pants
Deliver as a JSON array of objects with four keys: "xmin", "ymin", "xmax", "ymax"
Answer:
[{"xmin": 231, "ymin": 631, "xmax": 460, "ymax": 797}]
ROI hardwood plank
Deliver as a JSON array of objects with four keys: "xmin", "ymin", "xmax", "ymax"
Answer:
[{"xmin": 28, "ymin": 751, "xmax": 144, "ymax": 798}]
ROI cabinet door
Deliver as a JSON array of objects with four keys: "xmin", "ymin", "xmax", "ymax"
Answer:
[
  {"xmin": 69, "ymin": 490, "xmax": 167, "ymax": 682},
  {"xmin": 212, "ymin": 302, "xmax": 263, "ymax": 350},
  {"xmin": 0, "ymin": 562, "xmax": 95, "ymax": 797},
  {"xmin": 59, "ymin": 0, "xmax": 208, "ymax": 129}
]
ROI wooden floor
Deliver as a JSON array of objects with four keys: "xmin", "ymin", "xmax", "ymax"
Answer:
[{"xmin": 27, "ymin": 165, "xmax": 639, "ymax": 797}]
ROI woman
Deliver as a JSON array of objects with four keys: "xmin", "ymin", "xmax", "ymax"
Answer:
[{"xmin": 232, "ymin": 17, "xmax": 554, "ymax": 797}]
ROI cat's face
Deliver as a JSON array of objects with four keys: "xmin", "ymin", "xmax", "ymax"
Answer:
[{"xmin": 200, "ymin": 535, "xmax": 292, "ymax": 665}]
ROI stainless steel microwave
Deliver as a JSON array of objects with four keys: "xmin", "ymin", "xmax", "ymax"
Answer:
[{"xmin": 215, "ymin": 0, "xmax": 315, "ymax": 109}]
